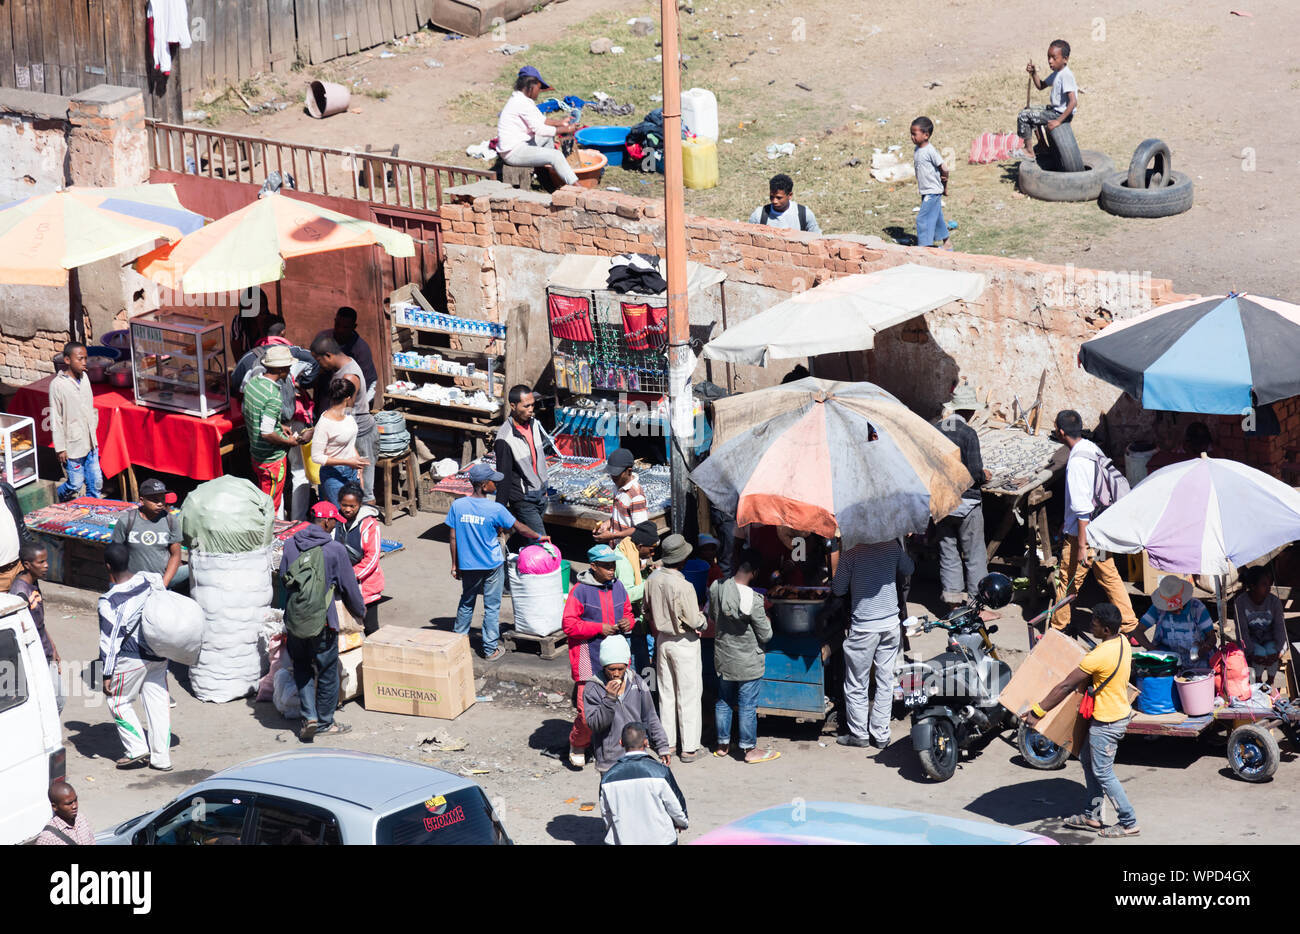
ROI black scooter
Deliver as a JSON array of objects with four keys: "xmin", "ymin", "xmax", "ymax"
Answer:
[{"xmin": 896, "ymin": 573, "xmax": 1067, "ymax": 781}]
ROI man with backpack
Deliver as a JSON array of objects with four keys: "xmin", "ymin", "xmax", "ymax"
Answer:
[
  {"xmin": 280, "ymin": 501, "xmax": 366, "ymax": 741},
  {"xmin": 111, "ymin": 479, "xmax": 186, "ymax": 590},
  {"xmin": 748, "ymin": 174, "xmax": 822, "ymax": 234},
  {"xmin": 1049, "ymin": 410, "xmax": 1138, "ymax": 633}
]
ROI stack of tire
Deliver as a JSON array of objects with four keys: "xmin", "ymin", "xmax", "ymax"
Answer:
[
  {"xmin": 1016, "ymin": 123, "xmax": 1114, "ymax": 202},
  {"xmin": 1099, "ymin": 138, "xmax": 1194, "ymax": 218}
]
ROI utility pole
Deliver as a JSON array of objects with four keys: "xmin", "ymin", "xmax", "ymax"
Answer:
[{"xmin": 661, "ymin": 0, "xmax": 691, "ymax": 533}]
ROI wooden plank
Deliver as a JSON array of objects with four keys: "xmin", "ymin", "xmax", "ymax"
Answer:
[
  {"xmin": 403, "ymin": 0, "xmax": 421, "ymax": 35},
  {"xmin": 354, "ymin": 0, "xmax": 374, "ymax": 50},
  {"xmin": 248, "ymin": 0, "xmax": 269, "ymax": 75},
  {"xmin": 40, "ymin": 0, "xmax": 64, "ymax": 92},
  {"xmin": 314, "ymin": 0, "xmax": 334, "ymax": 61},
  {"xmin": 266, "ymin": 0, "xmax": 295, "ymax": 72},
  {"xmin": 374, "ymin": 0, "xmax": 393, "ymax": 48},
  {"xmin": 69, "ymin": 0, "xmax": 92, "ymax": 95},
  {"xmin": 413, "ymin": 0, "xmax": 433, "ymax": 30},
  {"xmin": 0, "ymin": 0, "xmax": 17, "ymax": 91},
  {"xmin": 122, "ymin": 0, "xmax": 151, "ymax": 99},
  {"xmin": 24, "ymin": 0, "xmax": 45, "ymax": 91},
  {"xmin": 101, "ymin": 0, "xmax": 124, "ymax": 93},
  {"xmin": 56, "ymin": 0, "xmax": 82, "ymax": 94},
  {"xmin": 345, "ymin": 0, "xmax": 361, "ymax": 55},
  {"xmin": 221, "ymin": 0, "xmax": 238, "ymax": 88},
  {"xmin": 84, "ymin": 0, "xmax": 107, "ymax": 89},
  {"xmin": 11, "ymin": 0, "xmax": 31, "ymax": 90}
]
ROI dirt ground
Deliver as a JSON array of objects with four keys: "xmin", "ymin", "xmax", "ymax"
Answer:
[
  {"xmin": 47, "ymin": 512, "xmax": 1300, "ymax": 846},
  {"xmin": 211, "ymin": 0, "xmax": 1299, "ymax": 298}
]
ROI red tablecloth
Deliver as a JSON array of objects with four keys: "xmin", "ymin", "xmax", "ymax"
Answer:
[{"xmin": 10, "ymin": 376, "xmax": 244, "ymax": 481}]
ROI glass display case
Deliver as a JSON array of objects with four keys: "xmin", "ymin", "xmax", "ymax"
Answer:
[
  {"xmin": 130, "ymin": 312, "xmax": 230, "ymax": 418},
  {"xmin": 0, "ymin": 413, "xmax": 37, "ymax": 488}
]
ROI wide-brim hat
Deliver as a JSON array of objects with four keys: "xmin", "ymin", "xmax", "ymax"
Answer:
[
  {"xmin": 660, "ymin": 533, "xmax": 692, "ymax": 564},
  {"xmin": 947, "ymin": 380, "xmax": 980, "ymax": 411},
  {"xmin": 262, "ymin": 345, "xmax": 294, "ymax": 369},
  {"xmin": 1151, "ymin": 575, "xmax": 1193, "ymax": 612}
]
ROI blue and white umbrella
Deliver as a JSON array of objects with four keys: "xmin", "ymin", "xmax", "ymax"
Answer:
[{"xmin": 1078, "ymin": 293, "xmax": 1300, "ymax": 414}]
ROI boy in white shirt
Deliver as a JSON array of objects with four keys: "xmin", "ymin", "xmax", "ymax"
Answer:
[
  {"xmin": 910, "ymin": 117, "xmax": 950, "ymax": 249},
  {"xmin": 1018, "ymin": 39, "xmax": 1079, "ymax": 151},
  {"xmin": 496, "ymin": 66, "xmax": 579, "ymax": 186}
]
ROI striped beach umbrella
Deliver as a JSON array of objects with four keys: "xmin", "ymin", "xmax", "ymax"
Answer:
[
  {"xmin": 135, "ymin": 190, "xmax": 415, "ymax": 294},
  {"xmin": 1078, "ymin": 293, "xmax": 1300, "ymax": 415},
  {"xmin": 1087, "ymin": 455, "xmax": 1300, "ymax": 576},
  {"xmin": 0, "ymin": 184, "xmax": 204, "ymax": 286},
  {"xmin": 690, "ymin": 378, "xmax": 971, "ymax": 544}
]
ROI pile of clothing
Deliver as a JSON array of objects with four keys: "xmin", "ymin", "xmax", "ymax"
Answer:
[
  {"xmin": 624, "ymin": 109, "xmax": 665, "ymax": 170},
  {"xmin": 375, "ymin": 410, "xmax": 411, "ymax": 457},
  {"xmin": 607, "ymin": 253, "xmax": 667, "ymax": 295}
]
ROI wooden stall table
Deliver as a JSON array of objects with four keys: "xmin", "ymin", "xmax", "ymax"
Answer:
[
  {"xmin": 9, "ymin": 376, "xmax": 245, "ymax": 497},
  {"xmin": 977, "ymin": 425, "xmax": 1066, "ymax": 607}
]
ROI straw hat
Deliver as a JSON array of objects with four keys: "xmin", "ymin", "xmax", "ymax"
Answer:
[
  {"xmin": 1151, "ymin": 575, "xmax": 1193, "ymax": 612},
  {"xmin": 262, "ymin": 345, "xmax": 294, "ymax": 369},
  {"xmin": 948, "ymin": 380, "xmax": 980, "ymax": 411}
]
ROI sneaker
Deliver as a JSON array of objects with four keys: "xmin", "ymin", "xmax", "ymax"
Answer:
[{"xmin": 568, "ymin": 746, "xmax": 587, "ymax": 768}]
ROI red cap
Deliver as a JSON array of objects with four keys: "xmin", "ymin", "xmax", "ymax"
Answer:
[{"xmin": 311, "ymin": 502, "xmax": 343, "ymax": 521}]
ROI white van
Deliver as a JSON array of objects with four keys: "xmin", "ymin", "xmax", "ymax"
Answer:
[{"xmin": 0, "ymin": 592, "xmax": 65, "ymax": 844}]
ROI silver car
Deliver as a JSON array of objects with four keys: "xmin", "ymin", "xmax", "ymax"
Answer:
[{"xmin": 95, "ymin": 749, "xmax": 511, "ymax": 845}]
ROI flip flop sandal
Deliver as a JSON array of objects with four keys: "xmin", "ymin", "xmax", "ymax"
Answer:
[
  {"xmin": 483, "ymin": 646, "xmax": 506, "ymax": 661},
  {"xmin": 745, "ymin": 749, "xmax": 782, "ymax": 764},
  {"xmin": 1063, "ymin": 814, "xmax": 1103, "ymax": 830},
  {"xmin": 317, "ymin": 722, "xmax": 353, "ymax": 736},
  {"xmin": 115, "ymin": 754, "xmax": 149, "ymax": 769},
  {"xmin": 1098, "ymin": 825, "xmax": 1140, "ymax": 838},
  {"xmin": 712, "ymin": 748, "xmax": 730, "ymax": 758}
]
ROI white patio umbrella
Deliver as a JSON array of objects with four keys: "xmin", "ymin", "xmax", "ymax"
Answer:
[
  {"xmin": 701, "ymin": 263, "xmax": 986, "ymax": 366},
  {"xmin": 1087, "ymin": 454, "xmax": 1300, "ymax": 631}
]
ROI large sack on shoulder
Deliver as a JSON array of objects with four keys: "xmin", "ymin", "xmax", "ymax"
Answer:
[
  {"xmin": 141, "ymin": 590, "xmax": 205, "ymax": 666},
  {"xmin": 181, "ymin": 476, "xmax": 275, "ymax": 554}
]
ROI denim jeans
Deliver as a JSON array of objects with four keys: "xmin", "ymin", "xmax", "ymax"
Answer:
[
  {"xmin": 319, "ymin": 463, "xmax": 359, "ymax": 506},
  {"xmin": 286, "ymin": 626, "xmax": 339, "ymax": 728},
  {"xmin": 715, "ymin": 678, "xmax": 761, "ymax": 749},
  {"xmin": 507, "ymin": 492, "xmax": 549, "ymax": 552},
  {"xmin": 455, "ymin": 564, "xmax": 505, "ymax": 655},
  {"xmin": 1081, "ymin": 715, "xmax": 1136, "ymax": 828},
  {"xmin": 58, "ymin": 448, "xmax": 102, "ymax": 500},
  {"xmin": 916, "ymin": 193, "xmax": 948, "ymax": 247}
]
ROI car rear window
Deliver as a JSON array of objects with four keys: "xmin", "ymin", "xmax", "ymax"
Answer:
[
  {"xmin": 376, "ymin": 788, "xmax": 504, "ymax": 845},
  {"xmin": 0, "ymin": 628, "xmax": 29, "ymax": 715}
]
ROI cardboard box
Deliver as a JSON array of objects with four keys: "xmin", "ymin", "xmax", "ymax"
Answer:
[
  {"xmin": 999, "ymin": 630, "xmax": 1140, "ymax": 754},
  {"xmin": 363, "ymin": 628, "xmax": 475, "ymax": 720}
]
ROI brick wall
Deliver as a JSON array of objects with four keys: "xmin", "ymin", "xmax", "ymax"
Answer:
[{"xmin": 437, "ymin": 181, "xmax": 1203, "ymax": 455}]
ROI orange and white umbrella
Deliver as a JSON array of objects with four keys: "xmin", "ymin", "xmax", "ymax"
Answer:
[
  {"xmin": 135, "ymin": 190, "xmax": 414, "ymax": 294},
  {"xmin": 691, "ymin": 378, "xmax": 970, "ymax": 543},
  {"xmin": 0, "ymin": 184, "xmax": 203, "ymax": 286}
]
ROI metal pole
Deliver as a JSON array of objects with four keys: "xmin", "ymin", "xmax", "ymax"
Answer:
[{"xmin": 661, "ymin": 0, "xmax": 691, "ymax": 534}]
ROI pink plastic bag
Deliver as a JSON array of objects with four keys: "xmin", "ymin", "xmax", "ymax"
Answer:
[
  {"xmin": 968, "ymin": 132, "xmax": 1027, "ymax": 164},
  {"xmin": 517, "ymin": 542, "xmax": 561, "ymax": 575}
]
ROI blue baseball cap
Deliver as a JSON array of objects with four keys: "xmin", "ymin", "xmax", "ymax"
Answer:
[
  {"xmin": 518, "ymin": 66, "xmax": 552, "ymax": 91},
  {"xmin": 467, "ymin": 463, "xmax": 504, "ymax": 484},
  {"xmin": 587, "ymin": 544, "xmax": 618, "ymax": 564}
]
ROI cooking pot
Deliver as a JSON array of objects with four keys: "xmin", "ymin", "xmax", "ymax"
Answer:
[
  {"xmin": 107, "ymin": 360, "xmax": 132, "ymax": 388},
  {"xmin": 769, "ymin": 598, "xmax": 824, "ymax": 635},
  {"xmin": 85, "ymin": 355, "xmax": 115, "ymax": 383}
]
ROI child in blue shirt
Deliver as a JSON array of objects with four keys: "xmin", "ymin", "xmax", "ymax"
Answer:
[
  {"xmin": 910, "ymin": 116, "xmax": 950, "ymax": 249},
  {"xmin": 446, "ymin": 462, "xmax": 547, "ymax": 659}
]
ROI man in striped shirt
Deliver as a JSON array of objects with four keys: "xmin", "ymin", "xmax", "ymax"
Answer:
[
  {"xmin": 99, "ymin": 543, "xmax": 173, "ymax": 771},
  {"xmin": 594, "ymin": 448, "xmax": 648, "ymax": 544},
  {"xmin": 243, "ymin": 345, "xmax": 312, "ymax": 513},
  {"xmin": 831, "ymin": 538, "xmax": 914, "ymax": 750}
]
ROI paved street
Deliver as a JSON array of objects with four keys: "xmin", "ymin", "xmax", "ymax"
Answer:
[{"xmin": 40, "ymin": 513, "xmax": 1300, "ymax": 845}]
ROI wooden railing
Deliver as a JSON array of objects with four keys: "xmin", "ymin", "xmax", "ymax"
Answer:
[{"xmin": 145, "ymin": 120, "xmax": 494, "ymax": 211}]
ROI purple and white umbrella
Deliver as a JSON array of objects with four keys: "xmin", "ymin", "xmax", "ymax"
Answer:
[{"xmin": 1087, "ymin": 455, "xmax": 1300, "ymax": 576}]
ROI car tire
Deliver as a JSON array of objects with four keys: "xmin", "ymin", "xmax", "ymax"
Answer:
[
  {"xmin": 1017, "ymin": 150, "xmax": 1116, "ymax": 202},
  {"xmin": 1046, "ymin": 121, "xmax": 1085, "ymax": 172},
  {"xmin": 1125, "ymin": 138, "xmax": 1173, "ymax": 190},
  {"xmin": 1098, "ymin": 170, "xmax": 1195, "ymax": 218},
  {"xmin": 1227, "ymin": 723, "xmax": 1279, "ymax": 782},
  {"xmin": 1016, "ymin": 721, "xmax": 1069, "ymax": 770}
]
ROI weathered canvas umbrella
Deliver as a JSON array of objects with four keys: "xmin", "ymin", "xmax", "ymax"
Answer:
[
  {"xmin": 690, "ymin": 377, "xmax": 971, "ymax": 544},
  {"xmin": 1087, "ymin": 454, "xmax": 1300, "ymax": 631},
  {"xmin": 700, "ymin": 263, "xmax": 986, "ymax": 366},
  {"xmin": 134, "ymin": 190, "xmax": 415, "ymax": 294},
  {"xmin": 0, "ymin": 184, "xmax": 204, "ymax": 286},
  {"xmin": 1079, "ymin": 293, "xmax": 1300, "ymax": 414}
]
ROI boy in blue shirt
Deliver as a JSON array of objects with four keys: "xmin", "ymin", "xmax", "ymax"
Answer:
[
  {"xmin": 447, "ymin": 462, "xmax": 548, "ymax": 660},
  {"xmin": 1018, "ymin": 39, "xmax": 1079, "ymax": 152},
  {"xmin": 910, "ymin": 116, "xmax": 950, "ymax": 249}
]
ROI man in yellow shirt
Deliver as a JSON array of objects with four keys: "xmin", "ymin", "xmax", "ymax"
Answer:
[{"xmin": 1023, "ymin": 603, "xmax": 1139, "ymax": 839}]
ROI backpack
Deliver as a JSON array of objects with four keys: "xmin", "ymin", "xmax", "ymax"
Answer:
[
  {"xmin": 1088, "ymin": 448, "xmax": 1130, "ymax": 514},
  {"xmin": 1212, "ymin": 642, "xmax": 1252, "ymax": 702},
  {"xmin": 282, "ymin": 546, "xmax": 334, "ymax": 639},
  {"xmin": 760, "ymin": 202, "xmax": 811, "ymax": 231}
]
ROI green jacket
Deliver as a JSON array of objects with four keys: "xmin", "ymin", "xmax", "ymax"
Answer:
[
  {"xmin": 615, "ymin": 550, "xmax": 646, "ymax": 604},
  {"xmin": 708, "ymin": 578, "xmax": 772, "ymax": 682}
]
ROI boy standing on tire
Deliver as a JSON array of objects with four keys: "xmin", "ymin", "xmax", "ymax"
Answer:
[
  {"xmin": 1018, "ymin": 39, "xmax": 1078, "ymax": 151},
  {"xmin": 910, "ymin": 117, "xmax": 951, "ymax": 249}
]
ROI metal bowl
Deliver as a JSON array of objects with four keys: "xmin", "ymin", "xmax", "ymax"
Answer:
[{"xmin": 769, "ymin": 599, "xmax": 824, "ymax": 635}]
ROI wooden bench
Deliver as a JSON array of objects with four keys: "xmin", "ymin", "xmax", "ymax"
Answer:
[{"xmin": 496, "ymin": 160, "xmax": 538, "ymax": 190}]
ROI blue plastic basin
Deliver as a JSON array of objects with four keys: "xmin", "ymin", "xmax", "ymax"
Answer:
[{"xmin": 576, "ymin": 126, "xmax": 630, "ymax": 167}]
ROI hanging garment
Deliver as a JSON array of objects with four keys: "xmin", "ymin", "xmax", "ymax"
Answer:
[{"xmin": 147, "ymin": 0, "xmax": 193, "ymax": 75}]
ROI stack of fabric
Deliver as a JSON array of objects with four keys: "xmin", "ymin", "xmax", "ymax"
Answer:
[{"xmin": 375, "ymin": 410, "xmax": 411, "ymax": 458}]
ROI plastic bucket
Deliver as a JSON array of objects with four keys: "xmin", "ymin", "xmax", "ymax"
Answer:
[
  {"xmin": 1175, "ymin": 671, "xmax": 1215, "ymax": 716},
  {"xmin": 572, "ymin": 149, "xmax": 607, "ymax": 189},
  {"xmin": 1134, "ymin": 673, "xmax": 1179, "ymax": 714},
  {"xmin": 575, "ymin": 126, "xmax": 630, "ymax": 167},
  {"xmin": 683, "ymin": 558, "xmax": 709, "ymax": 603},
  {"xmin": 561, "ymin": 559, "xmax": 571, "ymax": 593},
  {"xmin": 307, "ymin": 81, "xmax": 351, "ymax": 119}
]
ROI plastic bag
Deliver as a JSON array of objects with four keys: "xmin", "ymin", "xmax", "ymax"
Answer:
[
  {"xmin": 508, "ymin": 555, "xmax": 564, "ymax": 636},
  {"xmin": 517, "ymin": 542, "xmax": 561, "ymax": 575},
  {"xmin": 180, "ymin": 476, "xmax": 275, "ymax": 554},
  {"xmin": 141, "ymin": 590, "xmax": 205, "ymax": 666}
]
